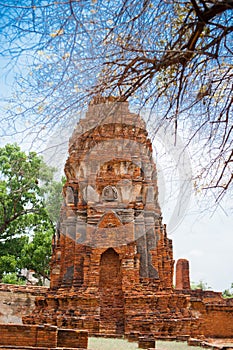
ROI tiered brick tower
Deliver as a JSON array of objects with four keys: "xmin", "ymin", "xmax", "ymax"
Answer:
[
  {"xmin": 50, "ymin": 97, "xmax": 173, "ymax": 290},
  {"xmin": 24, "ymin": 98, "xmax": 233, "ymax": 339},
  {"xmin": 49, "ymin": 98, "xmax": 173, "ymax": 333}
]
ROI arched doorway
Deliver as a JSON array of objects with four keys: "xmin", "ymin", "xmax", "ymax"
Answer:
[{"xmin": 99, "ymin": 248, "xmax": 124, "ymax": 334}]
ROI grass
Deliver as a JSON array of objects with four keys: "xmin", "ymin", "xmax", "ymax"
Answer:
[{"xmin": 88, "ymin": 337, "xmax": 203, "ymax": 350}]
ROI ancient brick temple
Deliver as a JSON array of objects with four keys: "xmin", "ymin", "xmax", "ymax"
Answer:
[{"xmin": 23, "ymin": 98, "xmax": 233, "ymax": 340}]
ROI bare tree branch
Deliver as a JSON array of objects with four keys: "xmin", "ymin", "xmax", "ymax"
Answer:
[{"xmin": 0, "ymin": 0, "xmax": 232, "ymax": 204}]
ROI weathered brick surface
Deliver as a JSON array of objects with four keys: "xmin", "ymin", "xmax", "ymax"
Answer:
[
  {"xmin": 24, "ymin": 99, "xmax": 174, "ymax": 335},
  {"xmin": 199, "ymin": 304, "xmax": 233, "ymax": 338},
  {"xmin": 0, "ymin": 324, "xmax": 88, "ymax": 349},
  {"xmin": 0, "ymin": 324, "xmax": 57, "ymax": 347},
  {"xmin": 175, "ymin": 259, "xmax": 190, "ymax": 290},
  {"xmin": 138, "ymin": 336, "xmax": 155, "ymax": 348},
  {"xmin": 22, "ymin": 98, "xmax": 233, "ymax": 341},
  {"xmin": 99, "ymin": 248, "xmax": 124, "ymax": 334},
  {"xmin": 0, "ymin": 284, "xmax": 47, "ymax": 324},
  {"xmin": 57, "ymin": 329, "xmax": 88, "ymax": 348}
]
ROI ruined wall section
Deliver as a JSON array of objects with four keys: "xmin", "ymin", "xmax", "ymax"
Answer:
[
  {"xmin": 0, "ymin": 324, "xmax": 88, "ymax": 349},
  {"xmin": 150, "ymin": 224, "xmax": 174, "ymax": 290},
  {"xmin": 124, "ymin": 291, "xmax": 200, "ymax": 338},
  {"xmin": 0, "ymin": 284, "xmax": 47, "ymax": 324}
]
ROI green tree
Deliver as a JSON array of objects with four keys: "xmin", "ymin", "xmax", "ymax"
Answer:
[
  {"xmin": 43, "ymin": 176, "xmax": 65, "ymax": 224},
  {"xmin": 222, "ymin": 283, "xmax": 233, "ymax": 298},
  {"xmin": 20, "ymin": 225, "xmax": 54, "ymax": 285},
  {"xmin": 0, "ymin": 255, "xmax": 17, "ymax": 277},
  {"xmin": 0, "ymin": 143, "xmax": 63, "ymax": 284},
  {"xmin": 0, "ymin": 236, "xmax": 28, "ymax": 263},
  {"xmin": 0, "ymin": 143, "xmax": 50, "ymax": 239},
  {"xmin": 191, "ymin": 280, "xmax": 212, "ymax": 291},
  {"xmin": 0, "ymin": 235, "xmax": 29, "ymax": 283},
  {"xmin": 2, "ymin": 272, "xmax": 25, "ymax": 285}
]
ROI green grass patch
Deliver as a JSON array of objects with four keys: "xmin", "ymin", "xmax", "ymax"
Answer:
[{"xmin": 88, "ymin": 337, "xmax": 203, "ymax": 350}]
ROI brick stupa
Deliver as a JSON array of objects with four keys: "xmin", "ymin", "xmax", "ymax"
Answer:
[{"xmin": 24, "ymin": 98, "xmax": 233, "ymax": 339}]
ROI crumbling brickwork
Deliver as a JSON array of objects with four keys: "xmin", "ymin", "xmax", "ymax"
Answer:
[
  {"xmin": 0, "ymin": 284, "xmax": 47, "ymax": 324},
  {"xmin": 0, "ymin": 324, "xmax": 57, "ymax": 348},
  {"xmin": 175, "ymin": 258, "xmax": 190, "ymax": 290},
  {"xmin": 24, "ymin": 99, "xmax": 174, "ymax": 334},
  {"xmin": 49, "ymin": 99, "xmax": 172, "ymax": 291},
  {"xmin": 22, "ymin": 98, "xmax": 233, "ymax": 341}
]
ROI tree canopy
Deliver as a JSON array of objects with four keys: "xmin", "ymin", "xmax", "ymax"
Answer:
[
  {"xmin": 0, "ymin": 144, "xmax": 50, "ymax": 238},
  {"xmin": 0, "ymin": 1, "xmax": 232, "ymax": 203},
  {"xmin": 0, "ymin": 143, "xmax": 63, "ymax": 284}
]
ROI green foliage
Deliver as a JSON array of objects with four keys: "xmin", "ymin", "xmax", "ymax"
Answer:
[
  {"xmin": 2, "ymin": 272, "xmax": 25, "ymax": 285},
  {"xmin": 222, "ymin": 283, "xmax": 233, "ymax": 299},
  {"xmin": 43, "ymin": 176, "xmax": 65, "ymax": 224},
  {"xmin": 0, "ymin": 143, "xmax": 50, "ymax": 239},
  {"xmin": 20, "ymin": 225, "xmax": 54, "ymax": 285},
  {"xmin": 0, "ymin": 236, "xmax": 28, "ymax": 261},
  {"xmin": 191, "ymin": 280, "xmax": 212, "ymax": 291},
  {"xmin": 0, "ymin": 255, "xmax": 17, "ymax": 277},
  {"xmin": 0, "ymin": 143, "xmax": 63, "ymax": 284}
]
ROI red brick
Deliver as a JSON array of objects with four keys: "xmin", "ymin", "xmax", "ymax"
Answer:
[{"xmin": 20, "ymin": 98, "xmax": 233, "ymax": 341}]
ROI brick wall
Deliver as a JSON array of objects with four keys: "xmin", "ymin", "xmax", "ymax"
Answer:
[
  {"xmin": 0, "ymin": 324, "xmax": 57, "ymax": 347},
  {"xmin": 203, "ymin": 305, "xmax": 233, "ymax": 337},
  {"xmin": 99, "ymin": 248, "xmax": 124, "ymax": 334},
  {"xmin": 0, "ymin": 284, "xmax": 47, "ymax": 324},
  {"xmin": 0, "ymin": 324, "xmax": 88, "ymax": 349},
  {"xmin": 175, "ymin": 259, "xmax": 190, "ymax": 290},
  {"xmin": 57, "ymin": 329, "xmax": 88, "ymax": 348}
]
